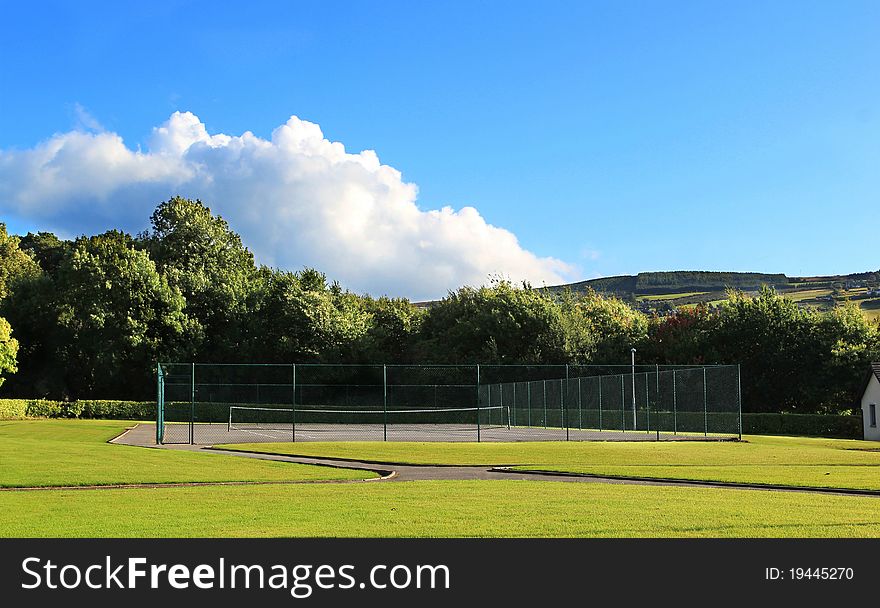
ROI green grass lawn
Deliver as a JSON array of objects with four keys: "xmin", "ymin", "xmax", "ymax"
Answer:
[
  {"xmin": 3, "ymin": 479, "xmax": 880, "ymax": 537},
  {"xmin": 217, "ymin": 435, "xmax": 880, "ymax": 491},
  {"xmin": 0, "ymin": 420, "xmax": 373, "ymax": 487},
  {"xmin": 5, "ymin": 419, "xmax": 880, "ymax": 538}
]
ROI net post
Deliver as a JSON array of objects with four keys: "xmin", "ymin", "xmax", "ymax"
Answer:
[
  {"xmin": 563, "ymin": 365, "xmax": 569, "ymax": 441},
  {"xmin": 672, "ymin": 368, "xmax": 678, "ymax": 435},
  {"xmin": 737, "ymin": 364, "xmax": 743, "ymax": 440},
  {"xmin": 156, "ymin": 362, "xmax": 164, "ymax": 445},
  {"xmin": 290, "ymin": 363, "xmax": 296, "ymax": 443},
  {"xmin": 506, "ymin": 405, "xmax": 511, "ymax": 430},
  {"xmin": 703, "ymin": 367, "xmax": 708, "ymax": 437},
  {"xmin": 190, "ymin": 362, "xmax": 195, "ymax": 445},
  {"xmin": 475, "ymin": 364, "xmax": 481, "ymax": 443},
  {"xmin": 227, "ymin": 406, "xmax": 232, "ymax": 432},
  {"xmin": 383, "ymin": 364, "xmax": 388, "ymax": 442}
]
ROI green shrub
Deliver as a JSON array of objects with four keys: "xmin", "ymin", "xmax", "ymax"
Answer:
[
  {"xmin": 742, "ymin": 413, "xmax": 863, "ymax": 439},
  {"xmin": 1, "ymin": 398, "xmax": 155, "ymax": 420},
  {"xmin": 77, "ymin": 400, "xmax": 154, "ymax": 420},
  {"xmin": 24, "ymin": 399, "xmax": 64, "ymax": 418},
  {"xmin": 0, "ymin": 399, "xmax": 28, "ymax": 419}
]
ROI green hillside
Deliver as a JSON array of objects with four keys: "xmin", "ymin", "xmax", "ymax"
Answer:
[{"xmin": 542, "ymin": 269, "xmax": 880, "ymax": 319}]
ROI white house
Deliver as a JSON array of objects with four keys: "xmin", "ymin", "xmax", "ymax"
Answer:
[{"xmin": 860, "ymin": 363, "xmax": 880, "ymax": 441}]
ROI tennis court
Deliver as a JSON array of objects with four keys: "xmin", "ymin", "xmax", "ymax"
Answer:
[{"xmin": 157, "ymin": 363, "xmax": 743, "ymax": 445}]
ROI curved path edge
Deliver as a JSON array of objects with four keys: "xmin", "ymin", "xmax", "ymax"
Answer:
[{"xmin": 63, "ymin": 423, "xmax": 878, "ymax": 499}]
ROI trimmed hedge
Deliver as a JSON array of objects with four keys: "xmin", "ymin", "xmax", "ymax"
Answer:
[
  {"xmin": 741, "ymin": 413, "xmax": 863, "ymax": 439},
  {"xmin": 0, "ymin": 399, "xmax": 28, "ymax": 419},
  {"xmin": 0, "ymin": 399, "xmax": 155, "ymax": 421}
]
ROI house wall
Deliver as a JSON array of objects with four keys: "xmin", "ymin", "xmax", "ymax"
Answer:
[{"xmin": 862, "ymin": 375, "xmax": 880, "ymax": 441}]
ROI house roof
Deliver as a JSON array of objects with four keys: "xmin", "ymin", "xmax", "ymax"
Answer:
[{"xmin": 860, "ymin": 363, "xmax": 880, "ymax": 398}]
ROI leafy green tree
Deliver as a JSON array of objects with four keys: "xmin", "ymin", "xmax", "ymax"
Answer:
[
  {"xmin": 813, "ymin": 302, "xmax": 880, "ymax": 411},
  {"xmin": 416, "ymin": 280, "xmax": 569, "ymax": 363},
  {"xmin": 0, "ymin": 223, "xmax": 41, "ymax": 299},
  {"xmin": 574, "ymin": 289, "xmax": 649, "ymax": 363},
  {"xmin": 0, "ymin": 316, "xmax": 18, "ymax": 389},
  {"xmin": 18, "ymin": 232, "xmax": 70, "ymax": 273},
  {"xmin": 246, "ymin": 268, "xmax": 371, "ymax": 362},
  {"xmin": 358, "ymin": 296, "xmax": 423, "ymax": 362},
  {"xmin": 52, "ymin": 231, "xmax": 196, "ymax": 397},
  {"xmin": 708, "ymin": 287, "xmax": 821, "ymax": 412},
  {"xmin": 139, "ymin": 197, "xmax": 258, "ymax": 358}
]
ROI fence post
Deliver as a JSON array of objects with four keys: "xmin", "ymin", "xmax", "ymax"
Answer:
[
  {"xmin": 703, "ymin": 367, "xmax": 708, "ymax": 437},
  {"xmin": 383, "ymin": 364, "xmax": 388, "ymax": 442},
  {"xmin": 672, "ymin": 369, "xmax": 678, "ymax": 435},
  {"xmin": 543, "ymin": 379, "xmax": 547, "ymax": 429},
  {"xmin": 655, "ymin": 364, "xmax": 660, "ymax": 434},
  {"xmin": 620, "ymin": 374, "xmax": 625, "ymax": 432},
  {"xmin": 564, "ymin": 365, "xmax": 569, "ymax": 441},
  {"xmin": 737, "ymin": 364, "xmax": 743, "ymax": 440},
  {"xmin": 598, "ymin": 376, "xmax": 603, "ymax": 432},
  {"xmin": 578, "ymin": 377, "xmax": 582, "ymax": 430},
  {"xmin": 645, "ymin": 371, "xmax": 650, "ymax": 434},
  {"xmin": 527, "ymin": 381, "xmax": 531, "ymax": 427},
  {"xmin": 291, "ymin": 363, "xmax": 297, "ymax": 442},
  {"xmin": 512, "ymin": 382, "xmax": 517, "ymax": 427},
  {"xmin": 156, "ymin": 363, "xmax": 163, "ymax": 445},
  {"xmin": 498, "ymin": 383, "xmax": 503, "ymax": 428},
  {"xmin": 190, "ymin": 362, "xmax": 195, "ymax": 445},
  {"xmin": 475, "ymin": 364, "xmax": 481, "ymax": 443}
]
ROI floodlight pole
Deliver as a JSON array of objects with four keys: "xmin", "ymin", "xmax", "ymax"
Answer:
[{"xmin": 631, "ymin": 348, "xmax": 637, "ymax": 431}]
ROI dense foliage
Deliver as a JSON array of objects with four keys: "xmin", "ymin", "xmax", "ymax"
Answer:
[{"xmin": 0, "ymin": 199, "xmax": 877, "ymax": 414}]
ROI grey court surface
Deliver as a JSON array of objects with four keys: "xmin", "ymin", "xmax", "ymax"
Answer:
[{"xmin": 159, "ymin": 422, "xmax": 729, "ymax": 445}]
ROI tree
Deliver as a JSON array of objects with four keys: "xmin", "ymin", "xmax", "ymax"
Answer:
[
  {"xmin": 416, "ymin": 280, "xmax": 569, "ymax": 363},
  {"xmin": 53, "ymin": 231, "xmax": 196, "ymax": 397},
  {"xmin": 358, "ymin": 296, "xmax": 423, "ymax": 362},
  {"xmin": 18, "ymin": 231, "xmax": 70, "ymax": 273},
  {"xmin": 139, "ymin": 197, "xmax": 258, "ymax": 358},
  {"xmin": 708, "ymin": 287, "xmax": 821, "ymax": 412},
  {"xmin": 574, "ymin": 289, "xmax": 649, "ymax": 363},
  {"xmin": 644, "ymin": 304, "xmax": 715, "ymax": 365},
  {"xmin": 246, "ymin": 268, "xmax": 371, "ymax": 362},
  {"xmin": 0, "ymin": 316, "xmax": 18, "ymax": 389},
  {"xmin": 0, "ymin": 223, "xmax": 41, "ymax": 300}
]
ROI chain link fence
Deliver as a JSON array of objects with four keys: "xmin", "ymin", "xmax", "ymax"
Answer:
[{"xmin": 157, "ymin": 363, "xmax": 741, "ymax": 444}]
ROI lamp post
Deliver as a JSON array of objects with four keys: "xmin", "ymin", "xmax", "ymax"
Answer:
[{"xmin": 631, "ymin": 348, "xmax": 637, "ymax": 431}]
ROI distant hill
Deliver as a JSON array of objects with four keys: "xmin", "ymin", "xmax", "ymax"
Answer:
[
  {"xmin": 546, "ymin": 271, "xmax": 790, "ymax": 298},
  {"xmin": 540, "ymin": 269, "xmax": 880, "ymax": 319},
  {"xmin": 414, "ymin": 269, "xmax": 880, "ymax": 321}
]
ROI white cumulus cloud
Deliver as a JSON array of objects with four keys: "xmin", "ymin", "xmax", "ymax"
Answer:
[{"xmin": 0, "ymin": 111, "xmax": 576, "ymax": 299}]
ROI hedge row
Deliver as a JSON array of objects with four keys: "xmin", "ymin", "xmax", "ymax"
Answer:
[
  {"xmin": 0, "ymin": 399, "xmax": 155, "ymax": 421},
  {"xmin": 741, "ymin": 413, "xmax": 863, "ymax": 439}
]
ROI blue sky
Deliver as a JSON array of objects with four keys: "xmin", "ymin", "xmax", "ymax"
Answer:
[{"xmin": 1, "ymin": 1, "xmax": 878, "ymax": 298}]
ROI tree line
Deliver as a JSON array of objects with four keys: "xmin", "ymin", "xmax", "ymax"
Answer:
[{"xmin": 0, "ymin": 197, "xmax": 877, "ymax": 413}]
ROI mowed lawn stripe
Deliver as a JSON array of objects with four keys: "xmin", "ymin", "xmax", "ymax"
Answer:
[
  {"xmin": 2, "ymin": 480, "xmax": 880, "ymax": 538},
  {"xmin": 217, "ymin": 435, "xmax": 880, "ymax": 490},
  {"xmin": 0, "ymin": 420, "xmax": 373, "ymax": 487}
]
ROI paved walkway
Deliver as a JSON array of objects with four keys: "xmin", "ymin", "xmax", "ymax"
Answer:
[{"xmin": 104, "ymin": 423, "xmax": 880, "ymax": 498}]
